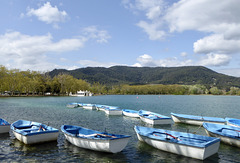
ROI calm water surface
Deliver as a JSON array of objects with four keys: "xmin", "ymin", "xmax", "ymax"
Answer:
[{"xmin": 0, "ymin": 95, "xmax": 240, "ymax": 162}]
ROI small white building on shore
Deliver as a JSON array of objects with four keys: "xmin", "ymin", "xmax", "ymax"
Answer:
[{"xmin": 70, "ymin": 90, "xmax": 93, "ymax": 97}]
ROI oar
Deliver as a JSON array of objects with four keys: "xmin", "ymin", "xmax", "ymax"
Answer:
[
  {"xmin": 96, "ymin": 133, "xmax": 116, "ymax": 138},
  {"xmin": 78, "ymin": 133, "xmax": 116, "ymax": 138},
  {"xmin": 38, "ymin": 125, "xmax": 46, "ymax": 131}
]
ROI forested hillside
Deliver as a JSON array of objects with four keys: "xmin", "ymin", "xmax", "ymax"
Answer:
[{"xmin": 47, "ymin": 66, "xmax": 240, "ymax": 89}]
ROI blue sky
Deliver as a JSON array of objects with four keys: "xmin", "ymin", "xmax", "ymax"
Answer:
[{"xmin": 1, "ymin": 0, "xmax": 240, "ymax": 77}]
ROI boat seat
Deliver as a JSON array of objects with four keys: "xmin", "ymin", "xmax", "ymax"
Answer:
[
  {"xmin": 21, "ymin": 128, "xmax": 39, "ymax": 132},
  {"xmin": 15, "ymin": 125, "xmax": 32, "ymax": 129},
  {"xmin": 66, "ymin": 129, "xmax": 78, "ymax": 134}
]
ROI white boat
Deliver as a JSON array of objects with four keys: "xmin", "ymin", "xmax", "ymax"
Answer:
[
  {"xmin": 95, "ymin": 104, "xmax": 108, "ymax": 111},
  {"xmin": 138, "ymin": 110, "xmax": 172, "ymax": 125},
  {"xmin": 66, "ymin": 103, "xmax": 79, "ymax": 108},
  {"xmin": 82, "ymin": 104, "xmax": 96, "ymax": 110},
  {"xmin": 122, "ymin": 109, "xmax": 139, "ymax": 118},
  {"xmin": 0, "ymin": 118, "xmax": 10, "ymax": 134},
  {"xmin": 225, "ymin": 118, "xmax": 240, "ymax": 128},
  {"xmin": 134, "ymin": 126, "xmax": 220, "ymax": 160},
  {"xmin": 104, "ymin": 107, "xmax": 122, "ymax": 115},
  {"xmin": 171, "ymin": 113, "xmax": 225, "ymax": 126},
  {"xmin": 203, "ymin": 122, "xmax": 240, "ymax": 147},
  {"xmin": 61, "ymin": 125, "xmax": 131, "ymax": 153},
  {"xmin": 11, "ymin": 120, "xmax": 59, "ymax": 144}
]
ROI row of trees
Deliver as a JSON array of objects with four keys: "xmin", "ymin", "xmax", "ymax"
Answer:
[
  {"xmin": 1, "ymin": 66, "xmax": 240, "ymax": 96},
  {"xmin": 109, "ymin": 84, "xmax": 240, "ymax": 95},
  {"xmin": 0, "ymin": 66, "xmax": 89, "ymax": 96}
]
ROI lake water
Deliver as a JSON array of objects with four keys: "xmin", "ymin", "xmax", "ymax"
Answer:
[{"xmin": 0, "ymin": 95, "xmax": 240, "ymax": 162}]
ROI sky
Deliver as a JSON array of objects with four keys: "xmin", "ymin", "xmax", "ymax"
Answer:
[{"xmin": 1, "ymin": 0, "xmax": 240, "ymax": 77}]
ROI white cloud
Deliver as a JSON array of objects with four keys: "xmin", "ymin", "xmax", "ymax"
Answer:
[
  {"xmin": 194, "ymin": 34, "xmax": 240, "ymax": 54},
  {"xmin": 26, "ymin": 2, "xmax": 68, "ymax": 28},
  {"xmin": 123, "ymin": 0, "xmax": 240, "ymax": 67},
  {"xmin": 180, "ymin": 52, "xmax": 187, "ymax": 57},
  {"xmin": 136, "ymin": 54, "xmax": 156, "ymax": 66},
  {"xmin": 197, "ymin": 53, "xmax": 231, "ymax": 67},
  {"xmin": 0, "ymin": 31, "xmax": 85, "ymax": 71},
  {"xmin": 123, "ymin": 0, "xmax": 166, "ymax": 40},
  {"xmin": 165, "ymin": 0, "xmax": 240, "ymax": 34},
  {"xmin": 137, "ymin": 21, "xmax": 165, "ymax": 40},
  {"xmin": 82, "ymin": 26, "xmax": 111, "ymax": 43},
  {"xmin": 134, "ymin": 54, "xmax": 192, "ymax": 67}
]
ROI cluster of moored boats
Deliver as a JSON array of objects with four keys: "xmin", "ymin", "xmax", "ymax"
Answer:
[{"xmin": 1, "ymin": 102, "xmax": 240, "ymax": 160}]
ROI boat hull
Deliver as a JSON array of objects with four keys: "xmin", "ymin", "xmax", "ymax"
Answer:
[
  {"xmin": 140, "ymin": 116, "xmax": 172, "ymax": 125},
  {"xmin": 122, "ymin": 110, "xmax": 139, "ymax": 118},
  {"xmin": 0, "ymin": 125, "xmax": 10, "ymax": 134},
  {"xmin": 138, "ymin": 110, "xmax": 172, "ymax": 125},
  {"xmin": 205, "ymin": 129, "xmax": 240, "ymax": 147},
  {"xmin": 104, "ymin": 109, "xmax": 122, "ymax": 115},
  {"xmin": 136, "ymin": 132, "xmax": 219, "ymax": 160},
  {"xmin": 171, "ymin": 114, "xmax": 225, "ymax": 126},
  {"xmin": 83, "ymin": 105, "xmax": 96, "ymax": 110},
  {"xmin": 63, "ymin": 133, "xmax": 130, "ymax": 153},
  {"xmin": 12, "ymin": 131, "xmax": 59, "ymax": 144}
]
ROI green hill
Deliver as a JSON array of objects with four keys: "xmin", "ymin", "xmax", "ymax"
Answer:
[{"xmin": 47, "ymin": 66, "xmax": 240, "ymax": 89}]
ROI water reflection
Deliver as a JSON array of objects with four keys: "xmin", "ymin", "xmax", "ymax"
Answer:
[
  {"xmin": 63, "ymin": 140, "xmax": 129, "ymax": 162},
  {"xmin": 10, "ymin": 139, "xmax": 58, "ymax": 153},
  {"xmin": 0, "ymin": 133, "xmax": 10, "ymax": 140}
]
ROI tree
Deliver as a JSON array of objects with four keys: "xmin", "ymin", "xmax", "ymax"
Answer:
[{"xmin": 209, "ymin": 87, "xmax": 221, "ymax": 95}]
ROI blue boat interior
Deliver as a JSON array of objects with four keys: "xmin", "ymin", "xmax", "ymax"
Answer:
[
  {"xmin": 123, "ymin": 109, "xmax": 138, "ymax": 113},
  {"xmin": 226, "ymin": 118, "xmax": 240, "ymax": 126},
  {"xmin": 221, "ymin": 128, "xmax": 240, "ymax": 138},
  {"xmin": 139, "ymin": 110, "xmax": 170, "ymax": 120},
  {"xmin": 62, "ymin": 125, "xmax": 130, "ymax": 139},
  {"xmin": 203, "ymin": 123, "xmax": 240, "ymax": 139}
]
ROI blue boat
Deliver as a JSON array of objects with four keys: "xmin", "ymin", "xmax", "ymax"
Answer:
[
  {"xmin": 66, "ymin": 102, "xmax": 79, "ymax": 108},
  {"xmin": 104, "ymin": 106, "xmax": 122, "ymax": 115},
  {"xmin": 225, "ymin": 118, "xmax": 240, "ymax": 128},
  {"xmin": 82, "ymin": 103, "xmax": 96, "ymax": 110},
  {"xmin": 171, "ymin": 112, "xmax": 225, "ymax": 126},
  {"xmin": 11, "ymin": 120, "xmax": 59, "ymax": 144},
  {"xmin": 138, "ymin": 110, "xmax": 172, "ymax": 125},
  {"xmin": 122, "ymin": 109, "xmax": 139, "ymax": 118},
  {"xmin": 203, "ymin": 122, "xmax": 240, "ymax": 147},
  {"xmin": 61, "ymin": 125, "xmax": 131, "ymax": 153},
  {"xmin": 0, "ymin": 118, "xmax": 10, "ymax": 134},
  {"xmin": 95, "ymin": 104, "xmax": 109, "ymax": 111},
  {"xmin": 134, "ymin": 126, "xmax": 220, "ymax": 160}
]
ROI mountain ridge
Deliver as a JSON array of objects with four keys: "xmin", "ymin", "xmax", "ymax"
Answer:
[{"xmin": 47, "ymin": 66, "xmax": 240, "ymax": 89}]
